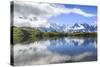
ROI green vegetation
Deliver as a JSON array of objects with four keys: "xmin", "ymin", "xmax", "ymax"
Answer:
[
  {"xmin": 12, "ymin": 27, "xmax": 23, "ymax": 44},
  {"xmin": 12, "ymin": 26, "xmax": 97, "ymax": 44},
  {"xmin": 12, "ymin": 26, "xmax": 43, "ymax": 44},
  {"xmin": 43, "ymin": 32, "xmax": 68, "ymax": 37},
  {"xmin": 68, "ymin": 32, "xmax": 97, "ymax": 37}
]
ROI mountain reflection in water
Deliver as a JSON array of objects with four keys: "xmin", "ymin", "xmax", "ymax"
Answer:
[{"xmin": 13, "ymin": 37, "xmax": 97, "ymax": 66}]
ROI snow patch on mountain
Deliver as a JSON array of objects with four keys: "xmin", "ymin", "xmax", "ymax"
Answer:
[{"xmin": 13, "ymin": 15, "xmax": 97, "ymax": 33}]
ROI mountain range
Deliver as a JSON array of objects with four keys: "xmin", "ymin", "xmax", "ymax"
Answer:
[
  {"xmin": 14, "ymin": 16, "xmax": 97, "ymax": 33},
  {"xmin": 37, "ymin": 23, "xmax": 97, "ymax": 33}
]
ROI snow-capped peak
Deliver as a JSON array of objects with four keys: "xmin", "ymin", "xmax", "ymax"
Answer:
[
  {"xmin": 13, "ymin": 15, "xmax": 97, "ymax": 33},
  {"xmin": 71, "ymin": 23, "xmax": 84, "ymax": 30}
]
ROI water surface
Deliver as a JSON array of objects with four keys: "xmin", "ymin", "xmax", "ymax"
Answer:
[{"xmin": 13, "ymin": 37, "xmax": 97, "ymax": 66}]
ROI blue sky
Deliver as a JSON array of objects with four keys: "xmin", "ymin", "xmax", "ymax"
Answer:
[
  {"xmin": 14, "ymin": 2, "xmax": 97, "ymax": 27},
  {"xmin": 48, "ymin": 4, "xmax": 97, "ymax": 25}
]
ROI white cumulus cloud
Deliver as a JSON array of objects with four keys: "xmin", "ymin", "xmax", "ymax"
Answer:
[{"xmin": 13, "ymin": 1, "xmax": 96, "ymax": 27}]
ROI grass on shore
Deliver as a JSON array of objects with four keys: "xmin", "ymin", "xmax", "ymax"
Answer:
[{"xmin": 11, "ymin": 26, "xmax": 97, "ymax": 44}]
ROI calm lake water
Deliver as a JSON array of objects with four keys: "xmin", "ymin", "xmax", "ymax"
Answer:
[{"xmin": 13, "ymin": 37, "xmax": 97, "ymax": 66}]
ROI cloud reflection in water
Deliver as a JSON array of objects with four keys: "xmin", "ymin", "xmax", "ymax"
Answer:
[{"xmin": 14, "ymin": 37, "xmax": 97, "ymax": 66}]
